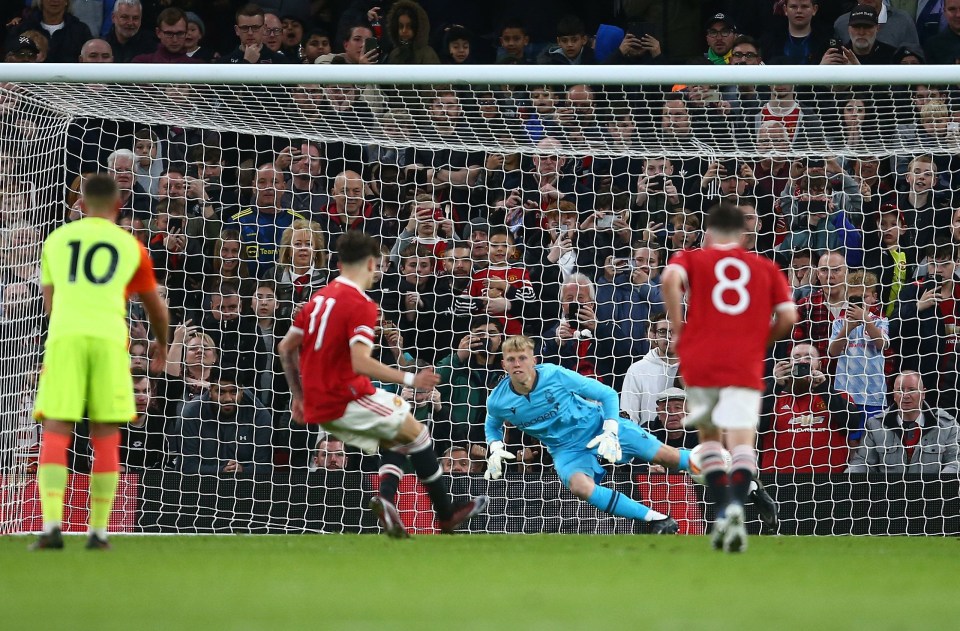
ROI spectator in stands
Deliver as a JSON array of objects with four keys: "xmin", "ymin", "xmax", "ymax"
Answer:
[
  {"xmin": 183, "ymin": 11, "xmax": 215, "ymax": 62},
  {"xmin": 9, "ymin": 0, "xmax": 92, "ymax": 63},
  {"xmin": 162, "ymin": 324, "xmax": 217, "ymax": 416},
  {"xmin": 828, "ymin": 269, "xmax": 889, "ymax": 432},
  {"xmin": 262, "ymin": 13, "xmax": 292, "ymax": 62},
  {"xmin": 833, "ymin": 1, "xmax": 920, "ymax": 52},
  {"xmin": 0, "ymin": 222, "xmax": 41, "ymax": 284},
  {"xmin": 523, "ymin": 86, "xmax": 561, "ymax": 143},
  {"xmin": 383, "ymin": 248, "xmax": 449, "ymax": 364},
  {"xmin": 657, "ymin": 96, "xmax": 697, "ymax": 151},
  {"xmin": 107, "ymin": 148, "xmax": 153, "ymax": 220},
  {"xmin": 755, "ymin": 85, "xmax": 820, "ymax": 148},
  {"xmin": 788, "ymin": 249, "xmax": 817, "ymax": 301},
  {"xmin": 863, "ymin": 206, "xmax": 916, "ymax": 316},
  {"xmin": 316, "ymin": 23, "xmax": 376, "ymax": 64},
  {"xmin": 104, "ymin": 0, "xmax": 154, "ymax": 63},
  {"xmin": 440, "ymin": 445, "xmax": 471, "ymax": 474},
  {"xmin": 761, "ymin": 0, "xmax": 831, "ymax": 65},
  {"xmin": 249, "ymin": 279, "xmax": 289, "ymax": 415},
  {"xmin": 301, "ymin": 28, "xmax": 331, "ymax": 63},
  {"xmin": 792, "ymin": 250, "xmax": 848, "ymax": 359},
  {"xmin": 4, "ymin": 35, "xmax": 40, "ymax": 63},
  {"xmin": 594, "ymin": 251, "xmax": 657, "ymax": 368},
  {"xmin": 538, "ymin": 14, "xmax": 594, "ymax": 65},
  {"xmin": 132, "ymin": 129, "xmax": 162, "ymax": 196},
  {"xmin": 382, "ymin": 0, "xmax": 439, "ymax": 64},
  {"xmin": 440, "ymin": 24, "xmax": 473, "ymax": 64},
  {"xmin": 198, "ymin": 281, "xmax": 257, "ymax": 387},
  {"xmin": 226, "ymin": 163, "xmax": 306, "ymax": 276},
  {"xmin": 318, "ymin": 170, "xmax": 383, "ymax": 257},
  {"xmin": 468, "ymin": 226, "xmax": 538, "ymax": 338},
  {"xmin": 898, "ymin": 155, "xmax": 952, "ymax": 253},
  {"xmin": 267, "ymin": 219, "xmax": 329, "ymax": 324},
  {"xmin": 280, "ymin": 15, "xmax": 305, "ymax": 60},
  {"xmin": 434, "ymin": 240, "xmax": 475, "ymax": 339},
  {"xmin": 764, "ymin": 343, "xmax": 858, "ymax": 472},
  {"xmin": 278, "ymin": 141, "xmax": 329, "ymax": 215},
  {"xmin": 630, "ymin": 157, "xmax": 683, "ymax": 231},
  {"xmin": 826, "ymin": 5, "xmax": 899, "ymax": 65},
  {"xmin": 173, "ymin": 367, "xmax": 273, "ymax": 476},
  {"xmin": 893, "ymin": 241, "xmax": 960, "ymax": 413},
  {"xmin": 222, "ymin": 3, "xmax": 286, "ymax": 64},
  {"xmin": 497, "ymin": 18, "xmax": 533, "ymax": 63},
  {"xmin": 311, "ymin": 436, "xmax": 347, "ymax": 471},
  {"xmin": 704, "ymin": 13, "xmax": 737, "ymax": 64},
  {"xmin": 848, "ymin": 371, "xmax": 959, "ymax": 474},
  {"xmin": 600, "ymin": 24, "xmax": 664, "ymax": 66},
  {"xmin": 924, "ymin": 0, "xmax": 960, "ymax": 64},
  {"xmin": 131, "ymin": 8, "xmax": 202, "ymax": 64},
  {"xmin": 204, "ymin": 227, "xmax": 256, "ymax": 301},
  {"xmin": 120, "ymin": 369, "xmax": 167, "ymax": 471},
  {"xmin": 621, "ymin": 313, "xmax": 679, "ymax": 425},
  {"xmin": 390, "ymin": 201, "xmax": 455, "ymax": 267},
  {"xmin": 648, "ymin": 388, "xmax": 698, "ymax": 451},
  {"xmin": 78, "ymin": 37, "xmax": 113, "ymax": 62}
]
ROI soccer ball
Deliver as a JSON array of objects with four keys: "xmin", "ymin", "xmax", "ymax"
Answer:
[{"xmin": 688, "ymin": 444, "xmax": 732, "ymax": 485}]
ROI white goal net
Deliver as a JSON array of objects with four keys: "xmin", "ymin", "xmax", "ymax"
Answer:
[{"xmin": 1, "ymin": 64, "xmax": 959, "ymax": 536}]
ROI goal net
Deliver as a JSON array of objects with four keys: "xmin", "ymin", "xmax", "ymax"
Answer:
[{"xmin": 2, "ymin": 64, "xmax": 959, "ymax": 536}]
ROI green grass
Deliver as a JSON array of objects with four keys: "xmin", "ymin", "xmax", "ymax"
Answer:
[{"xmin": 1, "ymin": 535, "xmax": 957, "ymax": 630}]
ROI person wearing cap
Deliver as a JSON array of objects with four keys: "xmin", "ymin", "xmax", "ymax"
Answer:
[
  {"xmin": 894, "ymin": 46, "xmax": 925, "ymax": 64},
  {"xmin": 649, "ymin": 388, "xmax": 698, "ymax": 451},
  {"xmin": 833, "ymin": 0, "xmax": 919, "ymax": 51},
  {"xmin": 105, "ymin": 0, "xmax": 157, "ymax": 63},
  {"xmin": 843, "ymin": 4, "xmax": 899, "ymax": 64},
  {"xmin": 4, "ymin": 35, "xmax": 40, "ymax": 63},
  {"xmin": 924, "ymin": 0, "xmax": 960, "ymax": 64},
  {"xmin": 704, "ymin": 12, "xmax": 737, "ymax": 64},
  {"xmin": 183, "ymin": 11, "xmax": 215, "ymax": 62},
  {"xmin": 760, "ymin": 0, "xmax": 832, "ymax": 65}
]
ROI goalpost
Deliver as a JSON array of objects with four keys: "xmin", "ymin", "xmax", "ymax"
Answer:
[{"xmin": 1, "ymin": 63, "xmax": 959, "ymax": 536}]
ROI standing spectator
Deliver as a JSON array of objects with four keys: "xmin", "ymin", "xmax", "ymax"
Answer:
[
  {"xmin": 792, "ymin": 250, "xmax": 849, "ymax": 360},
  {"xmin": 172, "ymin": 367, "xmax": 273, "ymax": 476},
  {"xmin": 848, "ymin": 371, "xmax": 959, "ymax": 474},
  {"xmin": 620, "ymin": 314, "xmax": 679, "ymax": 425},
  {"xmin": 249, "ymin": 279, "xmax": 288, "ymax": 416},
  {"xmin": 161, "ymin": 324, "xmax": 218, "ymax": 417},
  {"xmin": 862, "ymin": 206, "xmax": 916, "ymax": 316},
  {"xmin": 105, "ymin": 0, "xmax": 155, "ymax": 63},
  {"xmin": 9, "ymin": 0, "xmax": 92, "ymax": 63},
  {"xmin": 924, "ymin": 0, "xmax": 960, "ymax": 64},
  {"xmin": 763, "ymin": 344, "xmax": 858, "ymax": 472},
  {"xmin": 761, "ymin": 0, "xmax": 831, "ymax": 65},
  {"xmin": 538, "ymin": 14, "xmax": 594, "ymax": 65},
  {"xmin": 467, "ymin": 226, "xmax": 537, "ymax": 338},
  {"xmin": 120, "ymin": 368, "xmax": 167, "ymax": 471},
  {"xmin": 649, "ymin": 388, "xmax": 698, "ymax": 452},
  {"xmin": 78, "ymin": 37, "xmax": 112, "ymax": 62},
  {"xmin": 131, "ymin": 8, "xmax": 202, "ymax": 64},
  {"xmin": 198, "ymin": 282, "xmax": 258, "ymax": 388},
  {"xmin": 317, "ymin": 170, "xmax": 384, "ymax": 258},
  {"xmin": 595, "ymin": 251, "xmax": 658, "ymax": 367},
  {"xmin": 203, "ymin": 227, "xmax": 257, "ymax": 301},
  {"xmin": 833, "ymin": 1, "xmax": 920, "ymax": 52},
  {"xmin": 898, "ymin": 155, "xmax": 952, "ymax": 253},
  {"xmin": 221, "ymin": 3, "xmax": 287, "ymax": 64},
  {"xmin": 279, "ymin": 141, "xmax": 329, "ymax": 215},
  {"xmin": 382, "ymin": 0, "xmax": 439, "ymax": 64},
  {"xmin": 107, "ymin": 148, "xmax": 153, "ymax": 220},
  {"xmin": 704, "ymin": 13, "xmax": 737, "ymax": 64},
  {"xmin": 824, "ymin": 5, "xmax": 898, "ymax": 64}
]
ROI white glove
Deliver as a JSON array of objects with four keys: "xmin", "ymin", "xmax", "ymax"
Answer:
[
  {"xmin": 484, "ymin": 441, "xmax": 516, "ymax": 480},
  {"xmin": 586, "ymin": 419, "xmax": 622, "ymax": 464}
]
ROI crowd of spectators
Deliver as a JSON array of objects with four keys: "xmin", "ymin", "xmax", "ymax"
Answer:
[{"xmin": 3, "ymin": 0, "xmax": 960, "ymax": 479}]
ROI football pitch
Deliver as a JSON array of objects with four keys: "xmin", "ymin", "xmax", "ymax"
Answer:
[{"xmin": 1, "ymin": 534, "xmax": 956, "ymax": 630}]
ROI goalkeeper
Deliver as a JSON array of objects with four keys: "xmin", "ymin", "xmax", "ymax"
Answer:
[
  {"xmin": 485, "ymin": 335, "xmax": 687, "ymax": 534},
  {"xmin": 31, "ymin": 174, "xmax": 169, "ymax": 550}
]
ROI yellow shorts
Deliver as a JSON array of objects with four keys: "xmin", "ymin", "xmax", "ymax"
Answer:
[{"xmin": 34, "ymin": 336, "xmax": 135, "ymax": 423}]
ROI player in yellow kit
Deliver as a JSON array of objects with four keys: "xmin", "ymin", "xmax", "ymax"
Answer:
[{"xmin": 31, "ymin": 174, "xmax": 169, "ymax": 550}]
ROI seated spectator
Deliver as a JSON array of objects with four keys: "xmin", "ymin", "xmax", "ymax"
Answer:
[
  {"xmin": 897, "ymin": 155, "xmax": 952, "ymax": 253},
  {"xmin": 522, "ymin": 86, "xmax": 561, "ymax": 143},
  {"xmin": 704, "ymin": 13, "xmax": 737, "ymax": 64},
  {"xmin": 763, "ymin": 343, "xmax": 858, "ymax": 472},
  {"xmin": 131, "ymin": 8, "xmax": 203, "ymax": 64},
  {"xmin": 631, "ymin": 157, "xmax": 684, "ymax": 230},
  {"xmin": 594, "ymin": 250, "xmax": 658, "ymax": 369},
  {"xmin": 4, "ymin": 35, "xmax": 40, "ymax": 63},
  {"xmin": 183, "ymin": 11, "xmax": 215, "ymax": 62},
  {"xmin": 280, "ymin": 15, "xmax": 306, "ymax": 60},
  {"xmin": 301, "ymin": 27, "xmax": 331, "ymax": 63},
  {"xmin": 497, "ymin": 18, "xmax": 533, "ymax": 64},
  {"xmin": 173, "ymin": 367, "xmax": 273, "ymax": 476},
  {"xmin": 317, "ymin": 170, "xmax": 384, "ymax": 259},
  {"xmin": 262, "ymin": 13, "xmax": 294, "ymax": 62},
  {"xmin": 467, "ymin": 226, "xmax": 538, "ymax": 338},
  {"xmin": 599, "ymin": 24, "xmax": 664, "ymax": 65},
  {"xmin": 792, "ymin": 250, "xmax": 849, "ymax": 359},
  {"xmin": 107, "ymin": 149, "xmax": 153, "ymax": 220},
  {"xmin": 620, "ymin": 314, "xmax": 679, "ymax": 425},
  {"xmin": 162, "ymin": 324, "xmax": 218, "ymax": 417},
  {"xmin": 197, "ymin": 281, "xmax": 257, "ymax": 387},
  {"xmin": 8, "ymin": 0, "xmax": 92, "ymax": 63},
  {"xmin": 433, "ymin": 240, "xmax": 475, "ymax": 341},
  {"xmin": 382, "ymin": 0, "xmax": 440, "ymax": 64},
  {"xmin": 862, "ymin": 206, "xmax": 916, "ymax": 315},
  {"xmin": 120, "ymin": 368, "xmax": 168, "ymax": 471},
  {"xmin": 276, "ymin": 141, "xmax": 329, "ymax": 215},
  {"xmin": 648, "ymin": 388, "xmax": 698, "ymax": 453},
  {"xmin": 828, "ymin": 270, "xmax": 889, "ymax": 434},
  {"xmin": 825, "ymin": 4, "xmax": 898, "ymax": 65},
  {"xmin": 538, "ymin": 14, "xmax": 594, "ymax": 65},
  {"xmin": 761, "ymin": 0, "xmax": 831, "ymax": 65},
  {"xmin": 383, "ymin": 248, "xmax": 448, "ymax": 364},
  {"xmin": 221, "ymin": 3, "xmax": 287, "ymax": 64},
  {"xmin": 436, "ymin": 317, "xmax": 505, "ymax": 450},
  {"xmin": 266, "ymin": 219, "xmax": 330, "ymax": 323},
  {"xmin": 105, "ymin": 0, "xmax": 156, "ymax": 63},
  {"xmin": 203, "ymin": 227, "xmax": 257, "ymax": 303},
  {"xmin": 788, "ymin": 248, "xmax": 817, "ymax": 302},
  {"xmin": 440, "ymin": 444, "xmax": 471, "ymax": 474},
  {"xmin": 439, "ymin": 24, "xmax": 473, "ymax": 64},
  {"xmin": 924, "ymin": 0, "xmax": 960, "ymax": 64},
  {"xmin": 755, "ymin": 85, "xmax": 823, "ymax": 148},
  {"xmin": 315, "ymin": 22, "xmax": 376, "ymax": 64},
  {"xmin": 833, "ymin": 1, "xmax": 920, "ymax": 53},
  {"xmin": 310, "ymin": 435, "xmax": 347, "ymax": 471},
  {"xmin": 848, "ymin": 371, "xmax": 959, "ymax": 474},
  {"xmin": 390, "ymin": 200, "xmax": 455, "ymax": 269}
]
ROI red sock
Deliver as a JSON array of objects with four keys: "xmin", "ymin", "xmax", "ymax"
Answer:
[
  {"xmin": 90, "ymin": 432, "xmax": 121, "ymax": 473},
  {"xmin": 39, "ymin": 431, "xmax": 71, "ymax": 467}
]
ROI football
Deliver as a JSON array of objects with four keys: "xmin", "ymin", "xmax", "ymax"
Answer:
[{"xmin": 688, "ymin": 444, "xmax": 732, "ymax": 485}]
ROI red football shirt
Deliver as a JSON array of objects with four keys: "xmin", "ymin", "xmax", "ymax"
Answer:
[
  {"xmin": 468, "ymin": 265, "xmax": 534, "ymax": 336},
  {"xmin": 290, "ymin": 276, "xmax": 377, "ymax": 424},
  {"xmin": 669, "ymin": 245, "xmax": 793, "ymax": 391},
  {"xmin": 762, "ymin": 392, "xmax": 849, "ymax": 473}
]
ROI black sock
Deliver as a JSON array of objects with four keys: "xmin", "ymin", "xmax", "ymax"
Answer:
[
  {"xmin": 377, "ymin": 450, "xmax": 406, "ymax": 504},
  {"xmin": 409, "ymin": 445, "xmax": 453, "ymax": 520},
  {"xmin": 705, "ymin": 470, "xmax": 730, "ymax": 515},
  {"xmin": 729, "ymin": 468, "xmax": 753, "ymax": 507}
]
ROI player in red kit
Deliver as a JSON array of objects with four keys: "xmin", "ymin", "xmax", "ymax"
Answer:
[
  {"xmin": 278, "ymin": 231, "xmax": 488, "ymax": 538},
  {"xmin": 661, "ymin": 202, "xmax": 798, "ymax": 553}
]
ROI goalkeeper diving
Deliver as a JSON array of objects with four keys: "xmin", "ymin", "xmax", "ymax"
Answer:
[{"xmin": 485, "ymin": 335, "xmax": 779, "ymax": 533}]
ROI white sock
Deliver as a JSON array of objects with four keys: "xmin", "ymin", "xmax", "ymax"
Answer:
[
  {"xmin": 643, "ymin": 509, "xmax": 669, "ymax": 522},
  {"xmin": 43, "ymin": 521, "xmax": 61, "ymax": 535},
  {"xmin": 749, "ymin": 480, "xmax": 759, "ymax": 493},
  {"xmin": 89, "ymin": 527, "xmax": 108, "ymax": 539}
]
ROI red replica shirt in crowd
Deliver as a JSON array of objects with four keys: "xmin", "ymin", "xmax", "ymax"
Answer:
[
  {"xmin": 290, "ymin": 276, "xmax": 377, "ymax": 424},
  {"xmin": 669, "ymin": 244, "xmax": 793, "ymax": 391},
  {"xmin": 762, "ymin": 392, "xmax": 849, "ymax": 473},
  {"xmin": 468, "ymin": 265, "xmax": 534, "ymax": 336}
]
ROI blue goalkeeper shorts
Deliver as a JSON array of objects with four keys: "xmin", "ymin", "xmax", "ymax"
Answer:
[{"xmin": 553, "ymin": 420, "xmax": 664, "ymax": 487}]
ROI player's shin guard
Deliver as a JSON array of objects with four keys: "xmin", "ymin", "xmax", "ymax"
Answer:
[
  {"xmin": 398, "ymin": 427, "xmax": 453, "ymax": 520},
  {"xmin": 88, "ymin": 432, "xmax": 121, "ymax": 538},
  {"xmin": 587, "ymin": 484, "xmax": 666, "ymax": 522},
  {"xmin": 729, "ymin": 444, "xmax": 758, "ymax": 507},
  {"xmin": 699, "ymin": 441, "xmax": 731, "ymax": 514},
  {"xmin": 37, "ymin": 431, "xmax": 71, "ymax": 533},
  {"xmin": 377, "ymin": 449, "xmax": 406, "ymax": 504}
]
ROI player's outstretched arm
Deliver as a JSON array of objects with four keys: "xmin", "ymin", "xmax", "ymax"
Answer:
[
  {"xmin": 350, "ymin": 342, "xmax": 439, "ymax": 390},
  {"xmin": 140, "ymin": 288, "xmax": 170, "ymax": 364}
]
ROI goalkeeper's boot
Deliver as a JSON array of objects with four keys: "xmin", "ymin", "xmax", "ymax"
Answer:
[
  {"xmin": 649, "ymin": 516, "xmax": 679, "ymax": 534},
  {"xmin": 437, "ymin": 495, "xmax": 489, "ymax": 534},
  {"xmin": 370, "ymin": 496, "xmax": 409, "ymax": 539},
  {"xmin": 85, "ymin": 533, "xmax": 111, "ymax": 550},
  {"xmin": 29, "ymin": 527, "xmax": 64, "ymax": 551},
  {"xmin": 722, "ymin": 503, "xmax": 748, "ymax": 553},
  {"xmin": 750, "ymin": 478, "xmax": 779, "ymax": 531}
]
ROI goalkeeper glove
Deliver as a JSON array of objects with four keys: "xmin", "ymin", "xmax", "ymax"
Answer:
[
  {"xmin": 484, "ymin": 441, "xmax": 516, "ymax": 480},
  {"xmin": 586, "ymin": 419, "xmax": 622, "ymax": 464}
]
